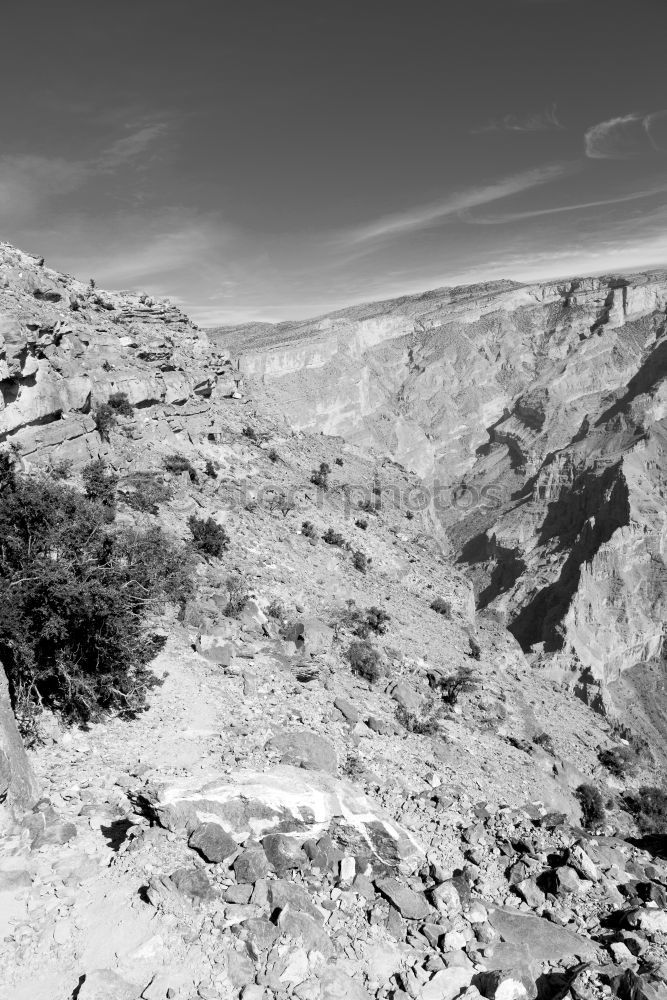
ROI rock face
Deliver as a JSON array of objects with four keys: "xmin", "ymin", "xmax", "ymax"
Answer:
[
  {"xmin": 213, "ymin": 271, "xmax": 667, "ymax": 719},
  {"xmin": 0, "ymin": 659, "xmax": 38, "ymax": 821}
]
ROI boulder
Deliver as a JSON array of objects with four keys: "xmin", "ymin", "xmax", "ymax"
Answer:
[
  {"xmin": 375, "ymin": 876, "xmax": 432, "ymax": 919},
  {"xmin": 487, "ymin": 907, "xmax": 597, "ymax": 964},
  {"xmin": 282, "ymin": 617, "xmax": 334, "ymax": 655},
  {"xmin": 188, "ymin": 822, "xmax": 238, "ymax": 863},
  {"xmin": 266, "ymin": 729, "xmax": 338, "ymax": 774},
  {"xmin": 141, "ymin": 765, "xmax": 424, "ymax": 869}
]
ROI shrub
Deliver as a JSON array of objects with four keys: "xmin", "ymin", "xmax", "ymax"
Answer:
[
  {"xmin": 622, "ymin": 786, "xmax": 667, "ymax": 834},
  {"xmin": 205, "ymin": 460, "xmax": 217, "ymax": 479},
  {"xmin": 188, "ymin": 516, "xmax": 230, "ymax": 557},
  {"xmin": 533, "ymin": 732, "xmax": 556, "ymax": 755},
  {"xmin": 358, "ymin": 499, "xmax": 377, "ymax": 515},
  {"xmin": 405, "ymin": 510, "xmax": 414, "ymax": 520},
  {"xmin": 268, "ymin": 448, "xmax": 280, "ymax": 463},
  {"xmin": 224, "ymin": 574, "xmax": 249, "ymax": 617},
  {"xmin": 335, "ymin": 457, "xmax": 344, "ymax": 466},
  {"xmin": 267, "ymin": 599, "xmax": 287, "ymax": 621},
  {"xmin": 242, "ymin": 426, "xmax": 257, "ymax": 441},
  {"xmin": 352, "ymin": 550, "xmax": 370, "ymax": 573},
  {"xmin": 107, "ymin": 392, "xmax": 134, "ymax": 417},
  {"xmin": 82, "ymin": 459, "xmax": 118, "ymax": 513},
  {"xmin": 599, "ymin": 745, "xmax": 638, "ymax": 778},
  {"xmin": 430, "ymin": 597, "xmax": 452, "ymax": 616},
  {"xmin": 119, "ymin": 472, "xmax": 172, "ymax": 515},
  {"xmin": 576, "ymin": 784, "xmax": 606, "ymax": 829},
  {"xmin": 311, "ymin": 469, "xmax": 329, "ymax": 489},
  {"xmin": 355, "ymin": 518, "xmax": 368, "ymax": 530},
  {"xmin": 163, "ymin": 453, "xmax": 199, "ymax": 483},
  {"xmin": 429, "ymin": 665, "xmax": 478, "ymax": 705},
  {"xmin": 0, "ymin": 463, "xmax": 192, "ymax": 729},
  {"xmin": 49, "ymin": 458, "xmax": 73, "ymax": 480},
  {"xmin": 362, "ymin": 606, "xmax": 391, "ymax": 636},
  {"xmin": 93, "ymin": 402, "xmax": 116, "ymax": 441},
  {"xmin": 267, "ymin": 492, "xmax": 295, "ymax": 517},
  {"xmin": 468, "ymin": 636, "xmax": 482, "ymax": 660},
  {"xmin": 301, "ymin": 520, "xmax": 318, "ymax": 539},
  {"xmin": 348, "ymin": 640, "xmax": 384, "ymax": 683},
  {"xmin": 323, "ymin": 528, "xmax": 345, "ymax": 547},
  {"xmin": 396, "ymin": 704, "xmax": 440, "ymax": 735}
]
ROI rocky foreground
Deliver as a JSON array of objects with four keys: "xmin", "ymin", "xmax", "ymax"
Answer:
[{"xmin": 0, "ymin": 243, "xmax": 666, "ymax": 1000}]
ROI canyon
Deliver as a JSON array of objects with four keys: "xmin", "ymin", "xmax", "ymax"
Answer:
[{"xmin": 213, "ymin": 272, "xmax": 667, "ymax": 721}]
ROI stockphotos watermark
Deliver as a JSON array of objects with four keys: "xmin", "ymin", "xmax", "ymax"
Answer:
[{"xmin": 170, "ymin": 478, "xmax": 508, "ymax": 517}]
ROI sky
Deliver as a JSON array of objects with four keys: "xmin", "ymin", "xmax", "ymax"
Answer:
[{"xmin": 1, "ymin": 0, "xmax": 667, "ymax": 325}]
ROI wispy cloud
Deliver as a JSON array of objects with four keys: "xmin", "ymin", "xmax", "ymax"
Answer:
[
  {"xmin": 0, "ymin": 119, "xmax": 171, "ymax": 222},
  {"xmin": 472, "ymin": 104, "xmax": 563, "ymax": 134},
  {"xmin": 96, "ymin": 122, "xmax": 169, "ymax": 172},
  {"xmin": 337, "ymin": 163, "xmax": 575, "ymax": 245},
  {"xmin": 466, "ymin": 183, "xmax": 667, "ymax": 224},
  {"xmin": 584, "ymin": 110, "xmax": 667, "ymax": 159}
]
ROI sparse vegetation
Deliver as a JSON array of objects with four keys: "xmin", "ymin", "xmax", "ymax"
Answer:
[
  {"xmin": 622, "ymin": 786, "xmax": 667, "ymax": 834},
  {"xmin": 358, "ymin": 606, "xmax": 391, "ymax": 637},
  {"xmin": 348, "ymin": 640, "xmax": 384, "ymax": 683},
  {"xmin": 119, "ymin": 472, "xmax": 172, "ymax": 515},
  {"xmin": 395, "ymin": 704, "xmax": 441, "ymax": 735},
  {"xmin": 93, "ymin": 402, "xmax": 117, "ymax": 441},
  {"xmin": 49, "ymin": 458, "xmax": 73, "ymax": 480},
  {"xmin": 310, "ymin": 463, "xmax": 330, "ymax": 489},
  {"xmin": 163, "ymin": 453, "xmax": 199, "ymax": 483},
  {"xmin": 323, "ymin": 527, "xmax": 345, "ymax": 547},
  {"xmin": 301, "ymin": 520, "xmax": 318, "ymax": 539},
  {"xmin": 224, "ymin": 574, "xmax": 249, "ymax": 617},
  {"xmin": 358, "ymin": 499, "xmax": 377, "ymax": 515},
  {"xmin": 268, "ymin": 448, "xmax": 280, "ymax": 463},
  {"xmin": 242, "ymin": 425, "xmax": 257, "ymax": 441},
  {"xmin": 599, "ymin": 744, "xmax": 638, "ymax": 778},
  {"xmin": 468, "ymin": 636, "xmax": 482, "ymax": 660},
  {"xmin": 430, "ymin": 597, "xmax": 452, "ymax": 616},
  {"xmin": 576, "ymin": 783, "xmax": 606, "ymax": 828},
  {"xmin": 187, "ymin": 515, "xmax": 230, "ymax": 557},
  {"xmin": 335, "ymin": 457, "xmax": 344, "ymax": 466},
  {"xmin": 355, "ymin": 518, "xmax": 368, "ymax": 530},
  {"xmin": 352, "ymin": 550, "xmax": 370, "ymax": 573},
  {"xmin": 267, "ymin": 492, "xmax": 295, "ymax": 517},
  {"xmin": 107, "ymin": 391, "xmax": 134, "ymax": 416},
  {"xmin": 0, "ymin": 457, "xmax": 192, "ymax": 731},
  {"xmin": 405, "ymin": 510, "xmax": 414, "ymax": 520},
  {"xmin": 205, "ymin": 460, "xmax": 217, "ymax": 479},
  {"xmin": 267, "ymin": 599, "xmax": 287, "ymax": 621}
]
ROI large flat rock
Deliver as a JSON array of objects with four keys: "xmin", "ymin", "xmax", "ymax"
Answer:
[
  {"xmin": 141, "ymin": 764, "xmax": 423, "ymax": 869},
  {"xmin": 487, "ymin": 906, "xmax": 598, "ymax": 965}
]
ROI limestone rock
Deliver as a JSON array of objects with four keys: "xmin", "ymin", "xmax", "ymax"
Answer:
[{"xmin": 0, "ymin": 659, "xmax": 38, "ymax": 820}]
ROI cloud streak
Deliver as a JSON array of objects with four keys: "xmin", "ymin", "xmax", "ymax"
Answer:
[
  {"xmin": 466, "ymin": 183, "xmax": 667, "ymax": 224},
  {"xmin": 585, "ymin": 110, "xmax": 667, "ymax": 159},
  {"xmin": 337, "ymin": 163, "xmax": 575, "ymax": 245},
  {"xmin": 472, "ymin": 104, "xmax": 563, "ymax": 134}
]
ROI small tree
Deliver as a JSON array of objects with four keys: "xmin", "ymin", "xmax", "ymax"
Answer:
[
  {"xmin": 82, "ymin": 459, "xmax": 118, "ymax": 513},
  {"xmin": 429, "ymin": 665, "xmax": 478, "ymax": 705},
  {"xmin": 188, "ymin": 516, "xmax": 230, "ymax": 557},
  {"xmin": 93, "ymin": 402, "xmax": 116, "ymax": 441},
  {"xmin": 224, "ymin": 574, "xmax": 249, "ymax": 617}
]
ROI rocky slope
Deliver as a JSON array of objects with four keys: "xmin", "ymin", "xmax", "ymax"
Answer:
[
  {"xmin": 212, "ymin": 273, "xmax": 667, "ymax": 722},
  {"xmin": 0, "ymin": 243, "xmax": 666, "ymax": 1000}
]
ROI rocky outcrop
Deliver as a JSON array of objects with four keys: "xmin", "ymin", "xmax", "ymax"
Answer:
[{"xmin": 0, "ymin": 660, "xmax": 38, "ymax": 822}]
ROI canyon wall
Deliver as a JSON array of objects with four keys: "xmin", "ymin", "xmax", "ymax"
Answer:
[{"xmin": 214, "ymin": 271, "xmax": 667, "ymax": 714}]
